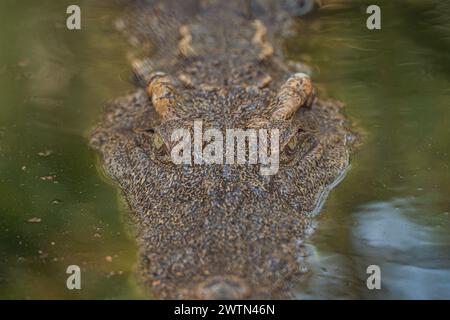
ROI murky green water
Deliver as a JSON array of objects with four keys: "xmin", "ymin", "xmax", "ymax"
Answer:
[
  {"xmin": 0, "ymin": 0, "xmax": 144, "ymax": 299},
  {"xmin": 289, "ymin": 0, "xmax": 450, "ymax": 299},
  {"xmin": 0, "ymin": 0, "xmax": 449, "ymax": 299}
]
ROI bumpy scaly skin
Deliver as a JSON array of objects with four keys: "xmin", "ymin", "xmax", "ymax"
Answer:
[{"xmin": 90, "ymin": 0, "xmax": 357, "ymax": 299}]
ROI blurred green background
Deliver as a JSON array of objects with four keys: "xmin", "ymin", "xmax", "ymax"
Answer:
[
  {"xmin": 0, "ymin": 0, "xmax": 144, "ymax": 299},
  {"xmin": 0, "ymin": 0, "xmax": 449, "ymax": 299}
]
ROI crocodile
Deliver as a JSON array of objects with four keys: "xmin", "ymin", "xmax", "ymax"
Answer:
[{"xmin": 90, "ymin": 0, "xmax": 358, "ymax": 299}]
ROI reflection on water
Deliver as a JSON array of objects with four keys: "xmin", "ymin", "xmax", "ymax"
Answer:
[
  {"xmin": 353, "ymin": 198, "xmax": 450, "ymax": 299},
  {"xmin": 298, "ymin": 196, "xmax": 450, "ymax": 299},
  {"xmin": 0, "ymin": 0, "xmax": 449, "ymax": 299},
  {"xmin": 292, "ymin": 0, "xmax": 450, "ymax": 299}
]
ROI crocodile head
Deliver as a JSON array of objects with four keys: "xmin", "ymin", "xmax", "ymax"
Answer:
[
  {"xmin": 88, "ymin": 0, "xmax": 359, "ymax": 299},
  {"xmin": 91, "ymin": 66, "xmax": 354, "ymax": 298}
]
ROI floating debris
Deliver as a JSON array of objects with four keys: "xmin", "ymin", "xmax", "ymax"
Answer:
[
  {"xmin": 40, "ymin": 174, "xmax": 57, "ymax": 181},
  {"xmin": 106, "ymin": 271, "xmax": 116, "ymax": 278},
  {"xmin": 38, "ymin": 150, "xmax": 53, "ymax": 157},
  {"xmin": 27, "ymin": 217, "xmax": 42, "ymax": 223},
  {"xmin": 18, "ymin": 59, "xmax": 30, "ymax": 68},
  {"xmin": 105, "ymin": 256, "xmax": 113, "ymax": 262},
  {"xmin": 51, "ymin": 199, "xmax": 62, "ymax": 205},
  {"xmin": 114, "ymin": 18, "xmax": 126, "ymax": 31},
  {"xmin": 38, "ymin": 250, "xmax": 48, "ymax": 259}
]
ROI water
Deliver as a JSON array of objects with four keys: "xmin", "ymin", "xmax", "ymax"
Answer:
[
  {"xmin": 0, "ymin": 0, "xmax": 144, "ymax": 299},
  {"xmin": 0, "ymin": 0, "xmax": 449, "ymax": 299},
  {"xmin": 288, "ymin": 0, "xmax": 450, "ymax": 299}
]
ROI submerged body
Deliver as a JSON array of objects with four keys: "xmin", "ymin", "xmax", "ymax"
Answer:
[{"xmin": 90, "ymin": 0, "xmax": 358, "ymax": 299}]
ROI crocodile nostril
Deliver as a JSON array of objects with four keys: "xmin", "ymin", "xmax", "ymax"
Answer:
[{"xmin": 195, "ymin": 276, "xmax": 251, "ymax": 299}]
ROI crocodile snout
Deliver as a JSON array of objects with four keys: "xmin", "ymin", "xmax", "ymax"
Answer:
[{"xmin": 195, "ymin": 276, "xmax": 251, "ymax": 299}]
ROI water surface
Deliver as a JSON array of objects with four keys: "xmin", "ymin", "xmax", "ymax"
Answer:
[{"xmin": 289, "ymin": 0, "xmax": 450, "ymax": 299}]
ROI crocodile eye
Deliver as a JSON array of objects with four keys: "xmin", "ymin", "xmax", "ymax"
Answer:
[
  {"xmin": 286, "ymin": 135, "xmax": 298, "ymax": 151},
  {"xmin": 153, "ymin": 133, "xmax": 165, "ymax": 150},
  {"xmin": 280, "ymin": 134, "xmax": 300, "ymax": 164},
  {"xmin": 152, "ymin": 133, "xmax": 172, "ymax": 163}
]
